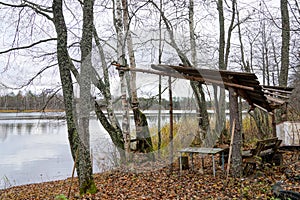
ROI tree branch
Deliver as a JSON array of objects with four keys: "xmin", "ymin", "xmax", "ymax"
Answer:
[
  {"xmin": 0, "ymin": 1, "xmax": 53, "ymax": 21},
  {"xmin": 23, "ymin": 0, "xmax": 52, "ymax": 13},
  {"xmin": 0, "ymin": 38, "xmax": 57, "ymax": 54},
  {"xmin": 0, "ymin": 63, "xmax": 57, "ymax": 90}
]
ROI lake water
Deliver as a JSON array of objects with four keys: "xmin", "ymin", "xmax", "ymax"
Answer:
[
  {"xmin": 0, "ymin": 112, "xmax": 116, "ymax": 189},
  {"xmin": 0, "ymin": 111, "xmax": 189, "ymax": 189},
  {"xmin": 0, "ymin": 110, "xmax": 239, "ymax": 189}
]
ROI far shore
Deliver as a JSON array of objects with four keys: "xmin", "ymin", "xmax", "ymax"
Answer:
[{"xmin": 0, "ymin": 109, "xmax": 65, "ymax": 113}]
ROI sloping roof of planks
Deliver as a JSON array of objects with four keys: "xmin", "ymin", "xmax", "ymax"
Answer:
[{"xmin": 150, "ymin": 64, "xmax": 294, "ymax": 112}]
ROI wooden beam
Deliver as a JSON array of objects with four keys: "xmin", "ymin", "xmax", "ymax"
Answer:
[
  {"xmin": 253, "ymin": 103, "xmax": 273, "ymax": 114},
  {"xmin": 263, "ymin": 90, "xmax": 290, "ymax": 99},
  {"xmin": 272, "ymin": 112, "xmax": 277, "ymax": 137},
  {"xmin": 262, "ymin": 85, "xmax": 294, "ymax": 92},
  {"xmin": 116, "ymin": 66, "xmax": 256, "ymax": 91},
  {"xmin": 262, "ymin": 87, "xmax": 293, "ymax": 94},
  {"xmin": 265, "ymin": 95, "xmax": 286, "ymax": 105}
]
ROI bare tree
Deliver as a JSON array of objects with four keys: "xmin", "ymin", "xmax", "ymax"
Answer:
[
  {"xmin": 189, "ymin": 0, "xmax": 210, "ymax": 143},
  {"xmin": 52, "ymin": 0, "xmax": 96, "ymax": 194}
]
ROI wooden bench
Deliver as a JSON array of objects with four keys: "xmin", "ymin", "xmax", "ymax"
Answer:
[{"xmin": 242, "ymin": 137, "xmax": 282, "ymax": 175}]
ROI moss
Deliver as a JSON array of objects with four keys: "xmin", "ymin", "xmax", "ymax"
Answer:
[
  {"xmin": 55, "ymin": 194, "xmax": 68, "ymax": 200},
  {"xmin": 79, "ymin": 180, "xmax": 98, "ymax": 195}
]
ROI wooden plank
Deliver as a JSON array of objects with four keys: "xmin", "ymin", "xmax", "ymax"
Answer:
[
  {"xmin": 262, "ymin": 85, "xmax": 294, "ymax": 92},
  {"xmin": 262, "ymin": 86, "xmax": 293, "ymax": 94},
  {"xmin": 263, "ymin": 90, "xmax": 290, "ymax": 99},
  {"xmin": 265, "ymin": 95, "xmax": 286, "ymax": 104},
  {"xmin": 227, "ymin": 119, "xmax": 236, "ymax": 178},
  {"xmin": 235, "ymin": 78, "xmax": 260, "ymax": 86}
]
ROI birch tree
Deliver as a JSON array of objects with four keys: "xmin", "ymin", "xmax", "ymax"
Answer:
[
  {"xmin": 120, "ymin": 0, "xmax": 154, "ymax": 156},
  {"xmin": 114, "ymin": 0, "xmax": 131, "ymax": 161}
]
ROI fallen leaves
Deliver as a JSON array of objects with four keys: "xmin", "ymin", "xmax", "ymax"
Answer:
[{"xmin": 0, "ymin": 154, "xmax": 299, "ymax": 200}]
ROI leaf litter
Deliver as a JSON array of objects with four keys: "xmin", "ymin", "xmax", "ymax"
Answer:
[{"xmin": 0, "ymin": 153, "xmax": 299, "ymax": 200}]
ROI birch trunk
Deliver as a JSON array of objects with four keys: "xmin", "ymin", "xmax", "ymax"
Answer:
[
  {"xmin": 121, "ymin": 0, "xmax": 153, "ymax": 155},
  {"xmin": 115, "ymin": 0, "xmax": 130, "ymax": 162},
  {"xmin": 93, "ymin": 27, "xmax": 125, "ymax": 159}
]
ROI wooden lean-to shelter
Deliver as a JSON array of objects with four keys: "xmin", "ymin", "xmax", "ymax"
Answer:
[{"xmin": 115, "ymin": 63, "xmax": 294, "ymax": 175}]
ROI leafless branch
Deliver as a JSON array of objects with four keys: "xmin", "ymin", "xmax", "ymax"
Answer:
[
  {"xmin": 20, "ymin": 63, "xmax": 58, "ymax": 88},
  {"xmin": 0, "ymin": 63, "xmax": 57, "ymax": 90},
  {"xmin": 0, "ymin": 1, "xmax": 53, "ymax": 21},
  {"xmin": 40, "ymin": 87, "xmax": 62, "ymax": 112},
  {"xmin": 288, "ymin": 0, "xmax": 300, "ymax": 27},
  {"xmin": 23, "ymin": 0, "xmax": 52, "ymax": 13},
  {"xmin": 0, "ymin": 38, "xmax": 57, "ymax": 54}
]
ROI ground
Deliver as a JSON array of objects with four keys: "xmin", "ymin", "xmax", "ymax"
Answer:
[{"xmin": 0, "ymin": 152, "xmax": 299, "ymax": 200}]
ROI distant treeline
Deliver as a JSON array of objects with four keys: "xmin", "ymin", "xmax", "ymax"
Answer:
[
  {"xmin": 105, "ymin": 97, "xmax": 218, "ymax": 110},
  {"xmin": 0, "ymin": 91, "xmax": 202, "ymax": 111},
  {"xmin": 0, "ymin": 91, "xmax": 247, "ymax": 112},
  {"xmin": 0, "ymin": 91, "xmax": 65, "ymax": 111}
]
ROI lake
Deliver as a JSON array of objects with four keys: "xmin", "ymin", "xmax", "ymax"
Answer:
[
  {"xmin": 0, "ymin": 111, "xmax": 187, "ymax": 189},
  {"xmin": 0, "ymin": 112, "xmax": 117, "ymax": 189}
]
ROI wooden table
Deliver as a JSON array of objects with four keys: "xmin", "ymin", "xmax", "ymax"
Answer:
[{"xmin": 178, "ymin": 147, "xmax": 225, "ymax": 177}]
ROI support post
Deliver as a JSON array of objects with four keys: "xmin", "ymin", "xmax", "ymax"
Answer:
[
  {"xmin": 272, "ymin": 111, "xmax": 277, "ymax": 137},
  {"xmin": 158, "ymin": 75, "xmax": 162, "ymax": 158},
  {"xmin": 169, "ymin": 76, "xmax": 174, "ymax": 174},
  {"xmin": 229, "ymin": 87, "xmax": 242, "ymax": 177}
]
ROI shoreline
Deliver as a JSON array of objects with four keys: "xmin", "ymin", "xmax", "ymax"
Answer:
[
  {"xmin": 0, "ymin": 109, "xmax": 65, "ymax": 113},
  {"xmin": 1, "ymin": 161, "xmax": 299, "ymax": 200}
]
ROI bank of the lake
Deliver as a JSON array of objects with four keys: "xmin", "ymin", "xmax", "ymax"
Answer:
[{"xmin": 1, "ymin": 157, "xmax": 299, "ymax": 200}]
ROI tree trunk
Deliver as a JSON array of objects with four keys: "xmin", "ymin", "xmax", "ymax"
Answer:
[
  {"xmin": 121, "ymin": 0, "xmax": 154, "ymax": 154},
  {"xmin": 189, "ymin": 0, "xmax": 210, "ymax": 142},
  {"xmin": 93, "ymin": 27, "xmax": 125, "ymax": 159},
  {"xmin": 114, "ymin": 0, "xmax": 130, "ymax": 162},
  {"xmin": 94, "ymin": 102, "xmax": 125, "ymax": 151},
  {"xmin": 79, "ymin": 0, "xmax": 93, "ymax": 152},
  {"xmin": 215, "ymin": 0, "xmax": 236, "ymax": 146},
  {"xmin": 119, "ymin": 59, "xmax": 131, "ymax": 162},
  {"xmin": 217, "ymin": 0, "xmax": 225, "ymax": 71},
  {"xmin": 215, "ymin": 0, "xmax": 227, "ymax": 143},
  {"xmin": 279, "ymin": 0, "xmax": 290, "ymax": 87},
  {"xmin": 52, "ymin": 0, "xmax": 96, "ymax": 195},
  {"xmin": 229, "ymin": 87, "xmax": 242, "ymax": 177}
]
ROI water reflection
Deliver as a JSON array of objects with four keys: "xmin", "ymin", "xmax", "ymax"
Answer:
[
  {"xmin": 25, "ymin": 123, "xmax": 34, "ymax": 134},
  {"xmin": 16, "ymin": 123, "xmax": 22, "ymax": 135},
  {"xmin": 0, "ymin": 113, "xmax": 113, "ymax": 189},
  {"xmin": 0, "ymin": 111, "xmax": 195, "ymax": 189}
]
